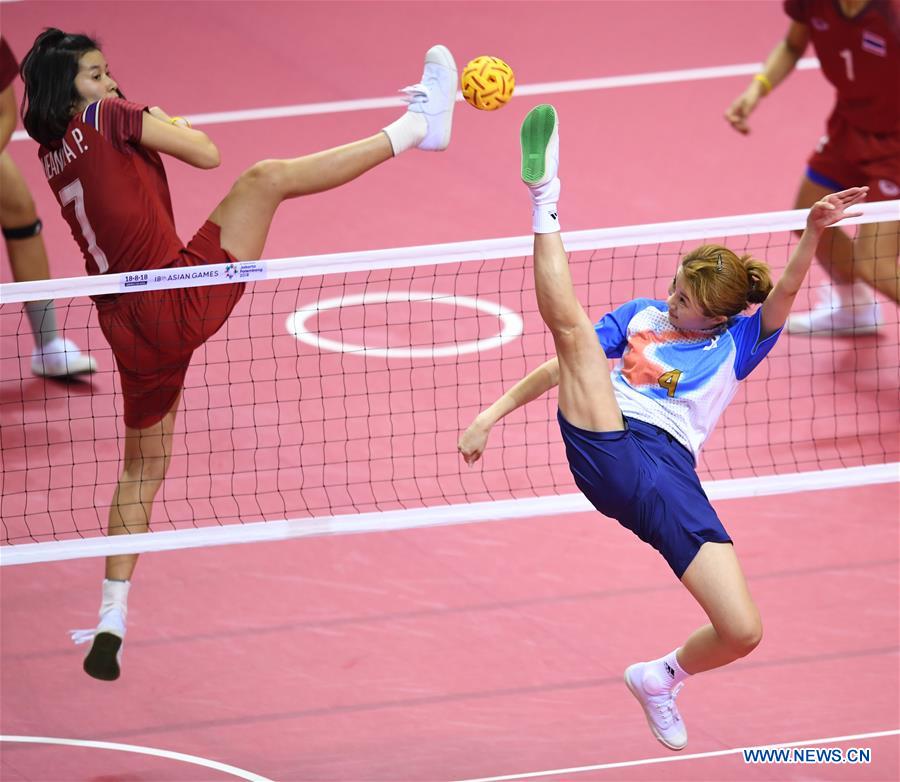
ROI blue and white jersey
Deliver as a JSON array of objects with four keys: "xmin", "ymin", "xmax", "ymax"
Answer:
[{"xmin": 594, "ymin": 298, "xmax": 782, "ymax": 460}]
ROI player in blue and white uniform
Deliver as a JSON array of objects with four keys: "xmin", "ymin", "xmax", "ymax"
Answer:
[{"xmin": 458, "ymin": 104, "xmax": 868, "ymax": 751}]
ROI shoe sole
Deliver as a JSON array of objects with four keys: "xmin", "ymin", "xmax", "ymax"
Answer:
[
  {"xmin": 84, "ymin": 632, "xmax": 122, "ymax": 681},
  {"xmin": 520, "ymin": 104, "xmax": 557, "ymax": 186},
  {"xmin": 32, "ymin": 359, "xmax": 98, "ymax": 377},
  {"xmin": 422, "ymin": 45, "xmax": 456, "ymax": 151},
  {"xmin": 624, "ymin": 666, "xmax": 686, "ymax": 751}
]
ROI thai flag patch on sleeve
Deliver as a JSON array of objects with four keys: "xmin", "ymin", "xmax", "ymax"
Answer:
[{"xmin": 862, "ymin": 30, "xmax": 887, "ymax": 57}]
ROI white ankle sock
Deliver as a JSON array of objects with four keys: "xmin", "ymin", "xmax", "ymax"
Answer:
[
  {"xmin": 646, "ymin": 648, "xmax": 690, "ymax": 691},
  {"xmin": 101, "ymin": 578, "xmax": 130, "ymax": 617},
  {"xmin": 382, "ymin": 112, "xmax": 427, "ymax": 156},
  {"xmin": 530, "ymin": 176, "xmax": 561, "ymax": 233},
  {"xmin": 24, "ymin": 300, "xmax": 59, "ymax": 348},
  {"xmin": 532, "ymin": 204, "xmax": 559, "ymax": 233}
]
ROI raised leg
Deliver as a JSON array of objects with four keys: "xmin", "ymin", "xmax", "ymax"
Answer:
[
  {"xmin": 208, "ymin": 45, "xmax": 457, "ymax": 262},
  {"xmin": 522, "ymin": 105, "xmax": 623, "ymax": 432}
]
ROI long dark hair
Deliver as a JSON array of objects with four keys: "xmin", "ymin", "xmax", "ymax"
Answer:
[{"xmin": 20, "ymin": 28, "xmax": 101, "ymax": 146}]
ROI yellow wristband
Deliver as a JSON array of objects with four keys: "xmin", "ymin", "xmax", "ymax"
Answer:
[
  {"xmin": 753, "ymin": 73, "xmax": 772, "ymax": 95},
  {"xmin": 170, "ymin": 116, "xmax": 191, "ymax": 128}
]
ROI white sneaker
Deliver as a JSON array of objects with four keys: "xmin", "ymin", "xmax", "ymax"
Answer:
[
  {"xmin": 625, "ymin": 662, "xmax": 688, "ymax": 751},
  {"xmin": 786, "ymin": 283, "xmax": 882, "ymax": 336},
  {"xmin": 71, "ymin": 607, "xmax": 125, "ymax": 681},
  {"xmin": 520, "ymin": 104, "xmax": 559, "ymax": 188},
  {"xmin": 31, "ymin": 337, "xmax": 97, "ymax": 377},
  {"xmin": 401, "ymin": 45, "xmax": 457, "ymax": 151}
]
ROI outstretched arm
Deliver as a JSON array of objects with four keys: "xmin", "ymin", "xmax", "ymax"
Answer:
[
  {"xmin": 725, "ymin": 21, "xmax": 809, "ymax": 134},
  {"xmin": 760, "ymin": 187, "xmax": 869, "ymax": 336},
  {"xmin": 139, "ymin": 107, "xmax": 219, "ymax": 169},
  {"xmin": 458, "ymin": 357, "xmax": 559, "ymax": 466}
]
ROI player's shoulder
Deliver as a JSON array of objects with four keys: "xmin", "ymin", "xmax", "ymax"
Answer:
[
  {"xmin": 79, "ymin": 96, "xmax": 131, "ymax": 123},
  {"xmin": 613, "ymin": 297, "xmax": 666, "ymax": 323},
  {"xmin": 629, "ymin": 297, "xmax": 666, "ymax": 313},
  {"xmin": 874, "ymin": 0, "xmax": 900, "ymax": 41},
  {"xmin": 783, "ymin": 0, "xmax": 816, "ymax": 24},
  {"xmin": 725, "ymin": 307, "xmax": 761, "ymax": 332},
  {"xmin": 0, "ymin": 36, "xmax": 18, "ymax": 91}
]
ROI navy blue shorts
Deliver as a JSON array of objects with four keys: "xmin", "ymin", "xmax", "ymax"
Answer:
[{"xmin": 558, "ymin": 411, "xmax": 732, "ymax": 578}]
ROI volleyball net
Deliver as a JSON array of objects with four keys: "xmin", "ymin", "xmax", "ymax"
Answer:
[{"xmin": 1, "ymin": 202, "xmax": 898, "ymax": 566}]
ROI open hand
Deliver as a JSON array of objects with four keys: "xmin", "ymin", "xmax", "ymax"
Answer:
[{"xmin": 808, "ymin": 187, "xmax": 869, "ymax": 232}]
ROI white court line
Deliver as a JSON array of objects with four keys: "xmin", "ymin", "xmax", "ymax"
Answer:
[
  {"xmin": 286, "ymin": 291, "xmax": 524, "ymax": 358},
  {"xmin": 0, "ymin": 735, "xmax": 273, "ymax": 781},
  {"xmin": 7, "ymin": 58, "xmax": 820, "ymax": 143},
  {"xmin": 451, "ymin": 729, "xmax": 900, "ymax": 782}
]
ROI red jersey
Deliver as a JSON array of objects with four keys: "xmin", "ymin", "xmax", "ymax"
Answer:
[
  {"xmin": 784, "ymin": 0, "xmax": 900, "ymax": 132},
  {"xmin": 38, "ymin": 98, "xmax": 184, "ymax": 280},
  {"xmin": 0, "ymin": 37, "xmax": 18, "ymax": 92}
]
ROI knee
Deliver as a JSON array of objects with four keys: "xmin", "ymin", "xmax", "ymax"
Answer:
[
  {"xmin": 121, "ymin": 453, "xmax": 170, "ymax": 487},
  {"xmin": 234, "ymin": 159, "xmax": 286, "ymax": 199},
  {"xmin": 720, "ymin": 614, "xmax": 763, "ymax": 658},
  {"xmin": 1, "ymin": 193, "xmax": 39, "ymax": 230}
]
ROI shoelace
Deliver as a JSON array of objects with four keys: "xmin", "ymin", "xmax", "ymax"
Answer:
[
  {"xmin": 69, "ymin": 628, "xmax": 96, "ymax": 645},
  {"xmin": 650, "ymin": 681, "xmax": 684, "ymax": 728},
  {"xmin": 399, "ymin": 83, "xmax": 430, "ymax": 105}
]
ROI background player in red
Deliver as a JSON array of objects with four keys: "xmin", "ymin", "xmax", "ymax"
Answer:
[
  {"xmin": 0, "ymin": 36, "xmax": 95, "ymax": 377},
  {"xmin": 21, "ymin": 28, "xmax": 457, "ymax": 681},
  {"xmin": 725, "ymin": 0, "xmax": 899, "ymax": 335}
]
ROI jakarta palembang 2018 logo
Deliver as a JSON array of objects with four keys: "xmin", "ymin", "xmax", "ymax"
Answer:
[{"xmin": 224, "ymin": 263, "xmax": 238, "ymax": 279}]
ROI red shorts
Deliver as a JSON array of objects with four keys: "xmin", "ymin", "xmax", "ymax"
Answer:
[
  {"xmin": 807, "ymin": 112, "xmax": 900, "ymax": 201},
  {"xmin": 97, "ymin": 221, "xmax": 246, "ymax": 430}
]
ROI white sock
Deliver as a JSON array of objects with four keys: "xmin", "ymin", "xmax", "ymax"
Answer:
[
  {"xmin": 98, "ymin": 579, "xmax": 130, "ymax": 637},
  {"xmin": 100, "ymin": 578, "xmax": 130, "ymax": 618},
  {"xmin": 382, "ymin": 112, "xmax": 427, "ymax": 156},
  {"xmin": 530, "ymin": 176, "xmax": 561, "ymax": 233},
  {"xmin": 645, "ymin": 648, "xmax": 690, "ymax": 692},
  {"xmin": 24, "ymin": 300, "xmax": 59, "ymax": 349}
]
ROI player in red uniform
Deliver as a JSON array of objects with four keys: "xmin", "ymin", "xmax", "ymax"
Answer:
[
  {"xmin": 0, "ymin": 36, "xmax": 95, "ymax": 376},
  {"xmin": 21, "ymin": 28, "xmax": 457, "ymax": 680},
  {"xmin": 725, "ymin": 0, "xmax": 899, "ymax": 335}
]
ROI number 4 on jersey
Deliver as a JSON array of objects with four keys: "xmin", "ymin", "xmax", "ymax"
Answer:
[{"xmin": 658, "ymin": 369, "xmax": 683, "ymax": 397}]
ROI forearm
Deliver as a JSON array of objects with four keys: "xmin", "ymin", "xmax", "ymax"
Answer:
[
  {"xmin": 477, "ymin": 357, "xmax": 559, "ymax": 428},
  {"xmin": 780, "ymin": 225, "xmax": 825, "ymax": 295},
  {"xmin": 140, "ymin": 109, "xmax": 219, "ymax": 169},
  {"xmin": 758, "ymin": 38, "xmax": 804, "ymax": 92}
]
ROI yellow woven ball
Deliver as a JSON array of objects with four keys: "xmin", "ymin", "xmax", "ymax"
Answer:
[{"xmin": 461, "ymin": 56, "xmax": 515, "ymax": 111}]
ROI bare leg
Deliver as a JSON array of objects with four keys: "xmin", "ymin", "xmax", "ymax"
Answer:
[
  {"xmin": 854, "ymin": 221, "xmax": 899, "ymax": 304},
  {"xmin": 795, "ymin": 176, "xmax": 899, "ymax": 302},
  {"xmin": 209, "ymin": 134, "xmax": 394, "ymax": 262},
  {"xmin": 79, "ymin": 398, "xmax": 180, "ymax": 680},
  {"xmin": 2, "ymin": 152, "xmax": 97, "ymax": 374},
  {"xmin": 206, "ymin": 45, "xmax": 457, "ymax": 262},
  {"xmin": 677, "ymin": 542, "xmax": 763, "ymax": 674},
  {"xmin": 794, "ymin": 176, "xmax": 855, "ymax": 284},
  {"xmin": 0, "ymin": 151, "xmax": 51, "ymax": 282},
  {"xmin": 104, "ymin": 395, "xmax": 181, "ymax": 581},
  {"xmin": 533, "ymin": 232, "xmax": 623, "ymax": 432}
]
